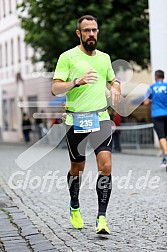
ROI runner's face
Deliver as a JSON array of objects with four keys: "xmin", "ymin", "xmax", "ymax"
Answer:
[{"xmin": 77, "ymin": 19, "xmax": 98, "ymax": 51}]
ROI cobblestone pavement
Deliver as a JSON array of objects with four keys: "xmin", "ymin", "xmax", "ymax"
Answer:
[{"xmin": 0, "ymin": 143, "xmax": 167, "ymax": 252}]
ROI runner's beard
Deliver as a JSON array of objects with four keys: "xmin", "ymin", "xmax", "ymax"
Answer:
[{"xmin": 81, "ymin": 36, "xmax": 97, "ymax": 51}]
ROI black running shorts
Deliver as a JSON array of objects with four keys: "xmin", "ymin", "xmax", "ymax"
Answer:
[
  {"xmin": 152, "ymin": 116, "xmax": 167, "ymax": 139},
  {"xmin": 65, "ymin": 120, "xmax": 112, "ymax": 162}
]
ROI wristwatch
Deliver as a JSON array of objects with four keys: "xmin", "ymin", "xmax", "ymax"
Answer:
[
  {"xmin": 73, "ymin": 78, "xmax": 80, "ymax": 87},
  {"xmin": 113, "ymin": 79, "xmax": 121, "ymax": 85}
]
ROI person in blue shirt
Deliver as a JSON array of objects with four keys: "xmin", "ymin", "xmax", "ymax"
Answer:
[{"xmin": 144, "ymin": 70, "xmax": 167, "ymax": 169}]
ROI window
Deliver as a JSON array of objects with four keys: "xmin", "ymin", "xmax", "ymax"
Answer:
[
  {"xmin": 11, "ymin": 39, "xmax": 14, "ymax": 65},
  {"xmin": 17, "ymin": 36, "xmax": 21, "ymax": 63},
  {"xmin": 9, "ymin": 0, "xmax": 12, "ymax": 14},
  {"xmin": 2, "ymin": 100, "xmax": 9, "ymax": 131},
  {"xmin": 0, "ymin": 44, "xmax": 2, "ymax": 68},
  {"xmin": 3, "ymin": 0, "xmax": 6, "ymax": 17},
  {"xmin": 10, "ymin": 98, "xmax": 17, "ymax": 130},
  {"xmin": 5, "ymin": 42, "xmax": 8, "ymax": 66},
  {"xmin": 28, "ymin": 96, "xmax": 38, "ymax": 117},
  {"xmin": 26, "ymin": 64, "xmax": 29, "ymax": 74}
]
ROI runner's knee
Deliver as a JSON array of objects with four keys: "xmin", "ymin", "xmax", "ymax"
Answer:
[{"xmin": 98, "ymin": 161, "xmax": 112, "ymax": 176}]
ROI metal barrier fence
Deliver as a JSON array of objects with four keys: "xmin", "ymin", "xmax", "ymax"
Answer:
[
  {"xmin": 118, "ymin": 123, "xmax": 154, "ymax": 149},
  {"xmin": 0, "ymin": 122, "xmax": 155, "ymax": 150}
]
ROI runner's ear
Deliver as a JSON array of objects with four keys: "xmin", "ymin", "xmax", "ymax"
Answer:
[{"xmin": 76, "ymin": 29, "xmax": 81, "ymax": 39}]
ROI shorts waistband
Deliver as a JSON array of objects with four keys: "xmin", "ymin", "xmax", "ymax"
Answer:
[{"xmin": 66, "ymin": 106, "xmax": 107, "ymax": 114}]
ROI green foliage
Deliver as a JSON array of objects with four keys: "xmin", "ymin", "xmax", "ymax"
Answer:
[{"xmin": 18, "ymin": 0, "xmax": 149, "ymax": 71}]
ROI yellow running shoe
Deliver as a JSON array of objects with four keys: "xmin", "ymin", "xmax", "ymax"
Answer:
[
  {"xmin": 70, "ymin": 207, "xmax": 84, "ymax": 229},
  {"xmin": 96, "ymin": 216, "xmax": 110, "ymax": 235}
]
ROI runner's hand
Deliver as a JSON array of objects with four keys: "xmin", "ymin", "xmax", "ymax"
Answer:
[
  {"xmin": 111, "ymin": 83, "xmax": 121, "ymax": 106},
  {"xmin": 77, "ymin": 69, "xmax": 98, "ymax": 85}
]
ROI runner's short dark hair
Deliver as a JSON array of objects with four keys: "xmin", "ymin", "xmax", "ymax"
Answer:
[
  {"xmin": 77, "ymin": 15, "xmax": 97, "ymax": 29},
  {"xmin": 155, "ymin": 70, "xmax": 164, "ymax": 79}
]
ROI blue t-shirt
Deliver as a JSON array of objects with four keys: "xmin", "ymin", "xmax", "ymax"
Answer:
[{"xmin": 145, "ymin": 81, "xmax": 167, "ymax": 118}]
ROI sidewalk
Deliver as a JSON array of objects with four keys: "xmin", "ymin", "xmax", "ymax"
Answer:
[
  {"xmin": 0, "ymin": 144, "xmax": 166, "ymax": 251},
  {"xmin": 0, "ymin": 186, "xmax": 57, "ymax": 252}
]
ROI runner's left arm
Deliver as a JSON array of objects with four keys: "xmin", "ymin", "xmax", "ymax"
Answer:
[{"xmin": 108, "ymin": 79, "xmax": 121, "ymax": 106}]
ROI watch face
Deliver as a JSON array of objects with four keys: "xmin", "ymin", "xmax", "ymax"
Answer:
[
  {"xmin": 114, "ymin": 80, "xmax": 121, "ymax": 85},
  {"xmin": 73, "ymin": 78, "xmax": 79, "ymax": 87}
]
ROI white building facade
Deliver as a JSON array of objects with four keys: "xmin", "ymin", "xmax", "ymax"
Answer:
[
  {"xmin": 149, "ymin": 0, "xmax": 167, "ymax": 82},
  {"xmin": 0, "ymin": 0, "xmax": 53, "ymax": 142},
  {"xmin": 149, "ymin": 0, "xmax": 167, "ymax": 148}
]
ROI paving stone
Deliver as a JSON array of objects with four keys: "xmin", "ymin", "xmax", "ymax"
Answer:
[
  {"xmin": 0, "ymin": 144, "xmax": 167, "ymax": 251},
  {"xmin": 31, "ymin": 243, "xmax": 56, "ymax": 251},
  {"xmin": 21, "ymin": 227, "xmax": 39, "ymax": 237}
]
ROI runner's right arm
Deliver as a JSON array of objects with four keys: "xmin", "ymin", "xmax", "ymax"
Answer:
[{"xmin": 52, "ymin": 69, "xmax": 98, "ymax": 95}]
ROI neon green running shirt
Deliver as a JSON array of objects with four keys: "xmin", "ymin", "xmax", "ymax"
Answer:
[{"xmin": 53, "ymin": 46, "xmax": 115, "ymax": 125}]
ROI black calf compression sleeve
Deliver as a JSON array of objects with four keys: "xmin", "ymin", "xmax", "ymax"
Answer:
[
  {"xmin": 96, "ymin": 174, "xmax": 112, "ymax": 217},
  {"xmin": 67, "ymin": 172, "xmax": 82, "ymax": 209}
]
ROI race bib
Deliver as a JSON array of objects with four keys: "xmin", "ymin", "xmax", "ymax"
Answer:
[{"xmin": 73, "ymin": 112, "xmax": 100, "ymax": 133}]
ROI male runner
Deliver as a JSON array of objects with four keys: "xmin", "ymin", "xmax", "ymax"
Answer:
[{"xmin": 52, "ymin": 15, "xmax": 121, "ymax": 234}]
